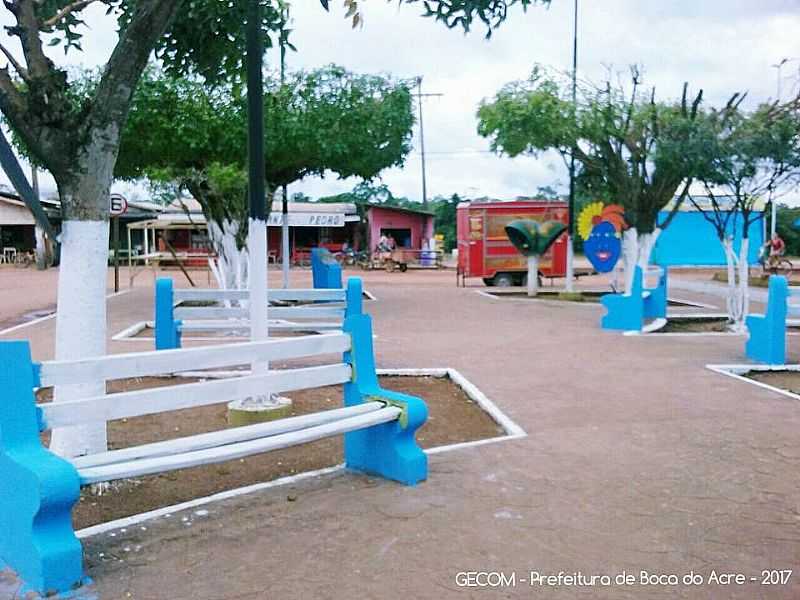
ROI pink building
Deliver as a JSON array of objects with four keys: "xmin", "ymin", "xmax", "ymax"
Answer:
[{"xmin": 366, "ymin": 204, "xmax": 435, "ymax": 252}]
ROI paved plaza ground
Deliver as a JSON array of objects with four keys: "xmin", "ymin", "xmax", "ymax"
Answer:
[{"xmin": 1, "ymin": 265, "xmax": 799, "ymax": 599}]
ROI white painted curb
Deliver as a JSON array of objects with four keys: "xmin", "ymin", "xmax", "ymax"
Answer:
[
  {"xmin": 632, "ymin": 314, "xmax": 745, "ymax": 338},
  {"xmin": 706, "ymin": 363, "xmax": 800, "ymax": 402}
]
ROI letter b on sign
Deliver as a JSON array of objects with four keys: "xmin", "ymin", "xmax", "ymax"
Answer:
[{"xmin": 110, "ymin": 194, "xmax": 128, "ymax": 217}]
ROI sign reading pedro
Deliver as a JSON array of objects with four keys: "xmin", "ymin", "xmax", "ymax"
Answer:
[{"xmin": 505, "ymin": 219, "xmax": 567, "ymax": 297}]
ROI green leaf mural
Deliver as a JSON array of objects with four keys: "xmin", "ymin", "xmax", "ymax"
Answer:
[{"xmin": 505, "ymin": 219, "xmax": 567, "ymax": 257}]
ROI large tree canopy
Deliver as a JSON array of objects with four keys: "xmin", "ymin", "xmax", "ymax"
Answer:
[
  {"xmin": 113, "ymin": 64, "xmax": 414, "ymax": 265},
  {"xmin": 116, "ymin": 64, "xmax": 414, "ymax": 191},
  {"xmin": 478, "ymin": 66, "xmax": 722, "ymax": 293},
  {"xmin": 477, "ymin": 66, "xmax": 711, "ymax": 236}
]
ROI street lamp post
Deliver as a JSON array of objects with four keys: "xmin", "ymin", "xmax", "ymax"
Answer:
[
  {"xmin": 565, "ymin": 0, "xmax": 578, "ymax": 292},
  {"xmin": 769, "ymin": 57, "xmax": 794, "ymax": 237}
]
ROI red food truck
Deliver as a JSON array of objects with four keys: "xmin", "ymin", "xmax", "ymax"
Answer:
[{"xmin": 457, "ymin": 200, "xmax": 569, "ymax": 286}]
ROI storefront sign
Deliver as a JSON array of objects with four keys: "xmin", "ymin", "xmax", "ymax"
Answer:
[{"xmin": 266, "ymin": 213, "xmax": 345, "ymax": 227}]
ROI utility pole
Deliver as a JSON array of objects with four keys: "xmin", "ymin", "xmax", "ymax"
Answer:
[
  {"xmin": 279, "ymin": 10, "xmax": 290, "ymax": 289},
  {"xmin": 565, "ymin": 0, "xmax": 579, "ymax": 292},
  {"xmin": 413, "ymin": 77, "xmax": 442, "ymax": 208}
]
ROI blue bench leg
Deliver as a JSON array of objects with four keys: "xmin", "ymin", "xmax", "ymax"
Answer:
[
  {"xmin": 155, "ymin": 278, "xmax": 180, "ymax": 350},
  {"xmin": 342, "ymin": 312, "xmax": 428, "ymax": 486},
  {"xmin": 0, "ymin": 342, "xmax": 83, "ymax": 595},
  {"xmin": 344, "ymin": 386, "xmax": 428, "ymax": 486}
]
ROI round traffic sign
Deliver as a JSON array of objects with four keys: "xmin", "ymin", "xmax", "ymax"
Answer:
[{"xmin": 110, "ymin": 194, "xmax": 128, "ymax": 216}]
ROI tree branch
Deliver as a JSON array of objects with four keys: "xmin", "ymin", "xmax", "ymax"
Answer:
[
  {"xmin": 90, "ymin": 0, "xmax": 182, "ymax": 132},
  {"xmin": 658, "ymin": 179, "xmax": 691, "ymax": 230},
  {"xmin": 9, "ymin": 0, "xmax": 53, "ymax": 78},
  {"xmin": 0, "ymin": 65, "xmax": 38, "ymax": 151},
  {"xmin": 42, "ymin": 0, "xmax": 99, "ymax": 28},
  {"xmin": 0, "ymin": 42, "xmax": 29, "ymax": 81}
]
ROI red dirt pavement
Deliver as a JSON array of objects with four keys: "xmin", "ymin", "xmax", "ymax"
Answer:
[{"xmin": 1, "ymin": 266, "xmax": 798, "ymax": 600}]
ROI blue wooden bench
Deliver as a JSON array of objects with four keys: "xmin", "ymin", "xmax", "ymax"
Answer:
[
  {"xmin": 155, "ymin": 276, "xmax": 358, "ymax": 351},
  {"xmin": 745, "ymin": 275, "xmax": 792, "ymax": 364},
  {"xmin": 311, "ymin": 247, "xmax": 343, "ymax": 289},
  {"xmin": 0, "ymin": 278, "xmax": 427, "ymax": 595},
  {"xmin": 601, "ymin": 266, "xmax": 668, "ymax": 331},
  {"xmin": 643, "ymin": 267, "xmax": 668, "ymax": 320}
]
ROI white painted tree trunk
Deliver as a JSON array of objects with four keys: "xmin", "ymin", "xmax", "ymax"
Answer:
[
  {"xmin": 34, "ymin": 224, "xmax": 48, "ymax": 270},
  {"xmin": 737, "ymin": 238, "xmax": 750, "ymax": 332},
  {"xmin": 622, "ymin": 228, "xmax": 661, "ymax": 292},
  {"xmin": 527, "ymin": 255, "xmax": 539, "ymax": 297},
  {"xmin": 722, "ymin": 237, "xmax": 740, "ymax": 322},
  {"xmin": 622, "ymin": 228, "xmax": 639, "ymax": 292},
  {"xmin": 207, "ymin": 219, "xmax": 249, "ymax": 294},
  {"xmin": 720, "ymin": 237, "xmax": 750, "ymax": 332},
  {"xmin": 637, "ymin": 230, "xmax": 660, "ymax": 273},
  {"xmin": 49, "ymin": 220, "xmax": 109, "ymax": 458},
  {"xmin": 739, "ymin": 238, "xmax": 750, "ymax": 329}
]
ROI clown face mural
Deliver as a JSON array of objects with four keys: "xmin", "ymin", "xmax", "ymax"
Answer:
[
  {"xmin": 584, "ymin": 221, "xmax": 621, "ymax": 273},
  {"xmin": 578, "ymin": 202, "xmax": 626, "ymax": 273}
]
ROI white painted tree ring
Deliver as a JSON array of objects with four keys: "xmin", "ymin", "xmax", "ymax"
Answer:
[{"xmin": 227, "ymin": 396, "xmax": 293, "ymax": 426}]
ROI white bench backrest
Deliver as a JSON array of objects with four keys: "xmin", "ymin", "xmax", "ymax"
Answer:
[
  {"xmin": 174, "ymin": 288, "xmax": 346, "ymax": 303},
  {"xmin": 42, "ymin": 364, "xmax": 351, "ymax": 429},
  {"xmin": 37, "ymin": 333, "xmax": 352, "ymax": 430},
  {"xmin": 173, "ymin": 305, "xmax": 346, "ymax": 321}
]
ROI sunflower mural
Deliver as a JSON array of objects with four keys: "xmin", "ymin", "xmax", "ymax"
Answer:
[{"xmin": 579, "ymin": 203, "xmax": 627, "ymax": 273}]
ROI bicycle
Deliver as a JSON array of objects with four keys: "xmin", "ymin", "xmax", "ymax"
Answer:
[{"xmin": 761, "ymin": 251, "xmax": 793, "ymax": 276}]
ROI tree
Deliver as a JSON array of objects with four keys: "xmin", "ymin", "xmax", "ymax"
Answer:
[
  {"xmin": 535, "ymin": 185, "xmax": 561, "ymax": 200},
  {"xmin": 1, "ymin": 0, "xmax": 547, "ymax": 457},
  {"xmin": 776, "ymin": 204, "xmax": 800, "ymax": 256},
  {"xmin": 115, "ymin": 65, "xmax": 415, "ymax": 289},
  {"xmin": 690, "ymin": 97, "xmax": 800, "ymax": 330},
  {"xmin": 431, "ymin": 194, "xmax": 461, "ymax": 252},
  {"xmin": 477, "ymin": 66, "xmax": 710, "ymax": 290},
  {"xmin": 0, "ymin": 0, "xmax": 185, "ymax": 457}
]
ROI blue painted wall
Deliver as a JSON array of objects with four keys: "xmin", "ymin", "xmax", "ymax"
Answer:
[{"xmin": 651, "ymin": 210, "xmax": 764, "ymax": 266}]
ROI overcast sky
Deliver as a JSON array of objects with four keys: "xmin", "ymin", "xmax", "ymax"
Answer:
[{"xmin": 1, "ymin": 0, "xmax": 799, "ymax": 203}]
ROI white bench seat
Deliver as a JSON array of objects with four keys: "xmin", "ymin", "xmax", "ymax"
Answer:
[
  {"xmin": 71, "ymin": 402, "xmax": 387, "ymax": 471},
  {"xmin": 76, "ymin": 404, "xmax": 401, "ymax": 484}
]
